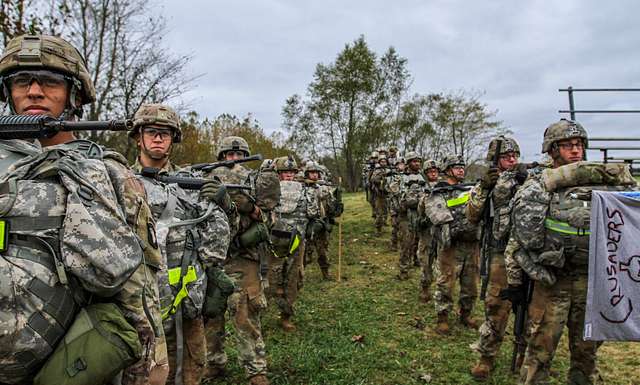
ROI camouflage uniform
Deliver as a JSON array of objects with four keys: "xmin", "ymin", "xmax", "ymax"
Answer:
[
  {"xmin": 397, "ymin": 152, "xmax": 425, "ymax": 279},
  {"xmin": 417, "ymin": 178, "xmax": 439, "ymax": 300},
  {"xmin": 131, "ymin": 104, "xmax": 232, "ymax": 385},
  {"xmin": 268, "ymin": 157, "xmax": 319, "ymax": 327},
  {"xmin": 203, "ymin": 137, "xmax": 279, "ymax": 384},
  {"xmin": 0, "ymin": 35, "xmax": 166, "ymax": 385},
  {"xmin": 386, "ymin": 164, "xmax": 404, "ymax": 251},
  {"xmin": 370, "ymin": 160, "xmax": 389, "ymax": 234},
  {"xmin": 507, "ymin": 120, "xmax": 637, "ymax": 385}
]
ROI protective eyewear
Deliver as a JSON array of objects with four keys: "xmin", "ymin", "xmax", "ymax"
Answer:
[
  {"xmin": 558, "ymin": 141, "xmax": 584, "ymax": 151},
  {"xmin": 3, "ymin": 70, "xmax": 70, "ymax": 91},
  {"xmin": 142, "ymin": 127, "xmax": 173, "ymax": 141}
]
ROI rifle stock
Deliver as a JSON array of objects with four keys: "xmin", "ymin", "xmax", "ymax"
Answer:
[
  {"xmin": 139, "ymin": 167, "xmax": 251, "ymax": 191},
  {"xmin": 0, "ymin": 114, "xmax": 132, "ymax": 139}
]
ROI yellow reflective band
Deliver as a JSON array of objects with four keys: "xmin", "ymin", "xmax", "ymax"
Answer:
[
  {"xmin": 0, "ymin": 220, "xmax": 6, "ymax": 252},
  {"xmin": 289, "ymin": 234, "xmax": 300, "ymax": 254},
  {"xmin": 544, "ymin": 218, "xmax": 590, "ymax": 236},
  {"xmin": 162, "ymin": 265, "xmax": 198, "ymax": 320},
  {"xmin": 446, "ymin": 192, "xmax": 470, "ymax": 208}
]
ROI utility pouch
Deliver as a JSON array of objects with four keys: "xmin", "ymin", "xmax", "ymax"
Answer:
[
  {"xmin": 237, "ymin": 221, "xmax": 270, "ymax": 249},
  {"xmin": 202, "ymin": 266, "xmax": 236, "ymax": 318}
]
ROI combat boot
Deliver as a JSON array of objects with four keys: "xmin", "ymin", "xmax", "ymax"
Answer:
[
  {"xmin": 460, "ymin": 309, "xmax": 480, "ymax": 330},
  {"xmin": 281, "ymin": 315, "xmax": 296, "ymax": 332},
  {"xmin": 249, "ymin": 374, "xmax": 270, "ymax": 385},
  {"xmin": 418, "ymin": 286, "xmax": 431, "ymax": 303},
  {"xmin": 435, "ymin": 312, "xmax": 449, "ymax": 335},
  {"xmin": 470, "ymin": 356, "xmax": 494, "ymax": 380}
]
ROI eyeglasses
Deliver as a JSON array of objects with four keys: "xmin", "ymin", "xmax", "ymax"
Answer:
[
  {"xmin": 499, "ymin": 153, "xmax": 518, "ymax": 161},
  {"xmin": 226, "ymin": 151, "xmax": 246, "ymax": 157},
  {"xmin": 142, "ymin": 127, "xmax": 173, "ymax": 141},
  {"xmin": 558, "ymin": 141, "xmax": 584, "ymax": 151},
  {"xmin": 4, "ymin": 70, "xmax": 69, "ymax": 91}
]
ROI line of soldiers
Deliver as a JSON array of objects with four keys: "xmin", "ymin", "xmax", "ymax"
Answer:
[
  {"xmin": 364, "ymin": 120, "xmax": 636, "ymax": 384},
  {"xmin": 0, "ymin": 34, "xmax": 343, "ymax": 385}
]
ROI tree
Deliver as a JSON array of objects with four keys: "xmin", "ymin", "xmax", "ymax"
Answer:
[
  {"xmin": 0, "ymin": 0, "xmax": 43, "ymax": 46},
  {"xmin": 284, "ymin": 36, "xmax": 411, "ymax": 191}
]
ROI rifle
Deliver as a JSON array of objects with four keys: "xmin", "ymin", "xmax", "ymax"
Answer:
[
  {"xmin": 479, "ymin": 139, "xmax": 502, "ymax": 300},
  {"xmin": 0, "ymin": 114, "xmax": 132, "ymax": 139},
  {"xmin": 510, "ymin": 276, "xmax": 534, "ymax": 372},
  {"xmin": 190, "ymin": 154, "xmax": 263, "ymax": 172},
  {"xmin": 429, "ymin": 182, "xmax": 474, "ymax": 194},
  {"xmin": 139, "ymin": 167, "xmax": 251, "ymax": 191}
]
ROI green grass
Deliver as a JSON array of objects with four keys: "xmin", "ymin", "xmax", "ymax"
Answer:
[{"xmin": 211, "ymin": 192, "xmax": 640, "ymax": 385}]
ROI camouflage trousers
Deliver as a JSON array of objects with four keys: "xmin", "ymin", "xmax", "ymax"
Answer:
[
  {"xmin": 418, "ymin": 229, "xmax": 434, "ymax": 289},
  {"xmin": 267, "ymin": 241, "xmax": 306, "ymax": 317},
  {"xmin": 471, "ymin": 253, "xmax": 511, "ymax": 359},
  {"xmin": 120, "ymin": 264, "xmax": 169, "ymax": 385},
  {"xmin": 398, "ymin": 214, "xmax": 418, "ymax": 275},
  {"xmin": 374, "ymin": 193, "xmax": 388, "ymax": 232},
  {"xmin": 165, "ymin": 316, "xmax": 205, "ymax": 385},
  {"xmin": 204, "ymin": 257, "xmax": 268, "ymax": 378},
  {"xmin": 434, "ymin": 240, "xmax": 479, "ymax": 315},
  {"xmin": 304, "ymin": 230, "xmax": 330, "ymax": 272},
  {"xmin": 520, "ymin": 273, "xmax": 601, "ymax": 385},
  {"xmin": 390, "ymin": 211, "xmax": 399, "ymax": 248}
]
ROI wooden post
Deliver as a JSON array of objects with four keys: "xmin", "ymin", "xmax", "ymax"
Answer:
[{"xmin": 337, "ymin": 177, "xmax": 342, "ymax": 282}]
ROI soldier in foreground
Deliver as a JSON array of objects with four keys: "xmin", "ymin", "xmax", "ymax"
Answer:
[
  {"xmin": 428, "ymin": 155, "xmax": 479, "ymax": 334},
  {"xmin": 417, "ymin": 159, "xmax": 440, "ymax": 303},
  {"xmin": 131, "ymin": 104, "xmax": 233, "ymax": 385},
  {"xmin": 465, "ymin": 137, "xmax": 527, "ymax": 380},
  {"xmin": 397, "ymin": 152, "xmax": 424, "ymax": 280},
  {"xmin": 506, "ymin": 120, "xmax": 636, "ymax": 384},
  {"xmin": 203, "ymin": 136, "xmax": 279, "ymax": 385},
  {"xmin": 269, "ymin": 156, "xmax": 319, "ymax": 330},
  {"xmin": 0, "ymin": 34, "xmax": 167, "ymax": 384}
]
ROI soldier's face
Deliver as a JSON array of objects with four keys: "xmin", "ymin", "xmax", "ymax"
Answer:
[
  {"xmin": 397, "ymin": 163, "xmax": 405, "ymax": 172},
  {"xmin": 307, "ymin": 171, "xmax": 320, "ymax": 180},
  {"xmin": 449, "ymin": 166, "xmax": 465, "ymax": 180},
  {"xmin": 139, "ymin": 126, "xmax": 173, "ymax": 159},
  {"xmin": 225, "ymin": 151, "xmax": 245, "ymax": 161},
  {"xmin": 426, "ymin": 168, "xmax": 438, "ymax": 182},
  {"xmin": 279, "ymin": 170, "xmax": 296, "ymax": 181},
  {"xmin": 10, "ymin": 70, "xmax": 69, "ymax": 118},
  {"xmin": 379, "ymin": 160, "xmax": 388, "ymax": 167},
  {"xmin": 555, "ymin": 139, "xmax": 584, "ymax": 165},
  {"xmin": 498, "ymin": 152, "xmax": 519, "ymax": 171},
  {"xmin": 409, "ymin": 159, "xmax": 421, "ymax": 171}
]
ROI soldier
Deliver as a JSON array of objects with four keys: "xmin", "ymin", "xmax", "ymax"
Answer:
[
  {"xmin": 0, "ymin": 34, "xmax": 167, "ymax": 384},
  {"xmin": 370, "ymin": 155, "xmax": 390, "ymax": 235},
  {"xmin": 417, "ymin": 159, "xmax": 440, "ymax": 303},
  {"xmin": 303, "ymin": 161, "xmax": 337, "ymax": 280},
  {"xmin": 268, "ymin": 156, "xmax": 319, "ymax": 331},
  {"xmin": 130, "ymin": 104, "xmax": 234, "ymax": 385},
  {"xmin": 397, "ymin": 152, "xmax": 424, "ymax": 280},
  {"xmin": 505, "ymin": 119, "xmax": 636, "ymax": 384},
  {"xmin": 387, "ymin": 145, "xmax": 399, "ymax": 166},
  {"xmin": 465, "ymin": 137, "xmax": 527, "ymax": 379},
  {"xmin": 387, "ymin": 157, "xmax": 405, "ymax": 251},
  {"xmin": 203, "ymin": 136, "xmax": 278, "ymax": 385},
  {"xmin": 429, "ymin": 155, "xmax": 480, "ymax": 334},
  {"xmin": 363, "ymin": 151, "xmax": 379, "ymax": 218}
]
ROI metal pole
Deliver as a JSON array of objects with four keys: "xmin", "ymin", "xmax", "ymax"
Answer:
[{"xmin": 568, "ymin": 86, "xmax": 576, "ymax": 121}]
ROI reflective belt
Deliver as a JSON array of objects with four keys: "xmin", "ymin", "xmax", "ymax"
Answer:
[
  {"xmin": 446, "ymin": 192, "xmax": 470, "ymax": 208},
  {"xmin": 544, "ymin": 218, "xmax": 590, "ymax": 236},
  {"xmin": 162, "ymin": 265, "xmax": 198, "ymax": 320},
  {"xmin": 0, "ymin": 220, "xmax": 7, "ymax": 252},
  {"xmin": 289, "ymin": 234, "xmax": 301, "ymax": 254}
]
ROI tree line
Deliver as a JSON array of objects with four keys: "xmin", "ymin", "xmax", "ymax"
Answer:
[{"xmin": 1, "ymin": 2, "xmax": 506, "ymax": 184}]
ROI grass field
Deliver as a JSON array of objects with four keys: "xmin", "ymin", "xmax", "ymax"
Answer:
[{"xmin": 212, "ymin": 192, "xmax": 640, "ymax": 385}]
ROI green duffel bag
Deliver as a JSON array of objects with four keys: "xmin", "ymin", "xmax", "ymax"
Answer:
[{"xmin": 34, "ymin": 303, "xmax": 142, "ymax": 385}]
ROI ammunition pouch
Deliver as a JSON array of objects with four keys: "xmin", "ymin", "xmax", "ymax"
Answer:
[{"xmin": 34, "ymin": 303, "xmax": 142, "ymax": 385}]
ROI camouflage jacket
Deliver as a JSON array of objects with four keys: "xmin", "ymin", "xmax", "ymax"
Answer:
[
  {"xmin": 134, "ymin": 160, "xmax": 230, "ymax": 324},
  {"xmin": 370, "ymin": 167, "xmax": 390, "ymax": 194},
  {"xmin": 274, "ymin": 180, "xmax": 320, "ymax": 239},
  {"xmin": 399, "ymin": 171, "xmax": 426, "ymax": 213}
]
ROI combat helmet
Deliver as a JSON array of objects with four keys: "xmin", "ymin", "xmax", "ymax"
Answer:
[
  {"xmin": 423, "ymin": 159, "xmax": 439, "ymax": 171},
  {"xmin": 304, "ymin": 161, "xmax": 323, "ymax": 176},
  {"xmin": 441, "ymin": 154, "xmax": 465, "ymax": 171},
  {"xmin": 0, "ymin": 34, "xmax": 95, "ymax": 116},
  {"xmin": 486, "ymin": 135, "xmax": 520, "ymax": 161},
  {"xmin": 388, "ymin": 145, "xmax": 399, "ymax": 154},
  {"xmin": 542, "ymin": 118, "xmax": 588, "ymax": 154},
  {"xmin": 376, "ymin": 147, "xmax": 388, "ymax": 155},
  {"xmin": 130, "ymin": 103, "xmax": 182, "ymax": 143},
  {"xmin": 217, "ymin": 136, "xmax": 251, "ymax": 160},
  {"xmin": 274, "ymin": 156, "xmax": 298, "ymax": 172},
  {"xmin": 370, "ymin": 151, "xmax": 379, "ymax": 159},
  {"xmin": 405, "ymin": 151, "xmax": 422, "ymax": 163}
]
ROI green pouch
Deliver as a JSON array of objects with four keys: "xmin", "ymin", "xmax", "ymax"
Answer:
[
  {"xmin": 238, "ymin": 221, "xmax": 270, "ymax": 249},
  {"xmin": 34, "ymin": 303, "xmax": 142, "ymax": 385},
  {"xmin": 203, "ymin": 266, "xmax": 236, "ymax": 318}
]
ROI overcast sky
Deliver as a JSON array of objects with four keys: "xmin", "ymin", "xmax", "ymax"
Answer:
[{"xmin": 163, "ymin": 0, "xmax": 640, "ymax": 162}]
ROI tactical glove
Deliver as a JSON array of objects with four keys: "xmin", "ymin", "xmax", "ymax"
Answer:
[
  {"xmin": 200, "ymin": 180, "xmax": 233, "ymax": 213},
  {"xmin": 514, "ymin": 163, "xmax": 529, "ymax": 185},
  {"xmin": 481, "ymin": 167, "xmax": 499, "ymax": 189},
  {"xmin": 499, "ymin": 285, "xmax": 526, "ymax": 304}
]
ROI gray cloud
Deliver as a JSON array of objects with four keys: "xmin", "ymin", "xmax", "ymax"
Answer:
[{"xmin": 164, "ymin": 0, "xmax": 640, "ymax": 161}]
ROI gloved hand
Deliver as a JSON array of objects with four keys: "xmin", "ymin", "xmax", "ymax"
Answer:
[
  {"xmin": 481, "ymin": 167, "xmax": 499, "ymax": 189},
  {"xmin": 499, "ymin": 285, "xmax": 526, "ymax": 304},
  {"xmin": 514, "ymin": 163, "xmax": 529, "ymax": 185},
  {"xmin": 200, "ymin": 180, "xmax": 233, "ymax": 213}
]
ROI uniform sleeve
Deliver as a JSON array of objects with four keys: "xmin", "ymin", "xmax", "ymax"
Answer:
[
  {"xmin": 511, "ymin": 176, "xmax": 550, "ymax": 251},
  {"xmin": 465, "ymin": 182, "xmax": 486, "ymax": 224},
  {"xmin": 197, "ymin": 204, "xmax": 231, "ymax": 268}
]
